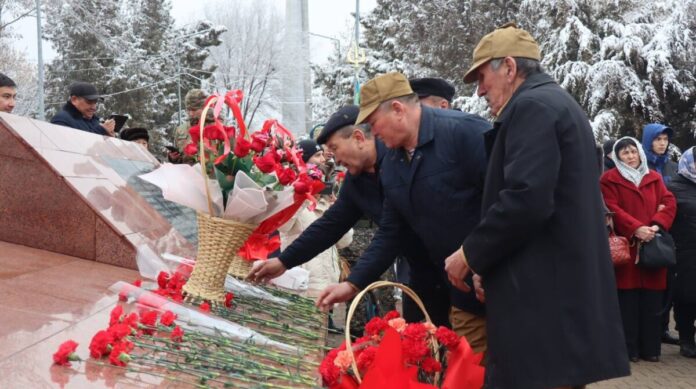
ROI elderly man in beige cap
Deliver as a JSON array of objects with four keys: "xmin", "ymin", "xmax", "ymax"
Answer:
[
  {"xmin": 443, "ymin": 23, "xmax": 630, "ymax": 388},
  {"xmin": 316, "ymin": 71, "xmax": 492, "ymax": 355}
]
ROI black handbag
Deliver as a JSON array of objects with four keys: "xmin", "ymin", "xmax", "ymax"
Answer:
[{"xmin": 637, "ymin": 229, "xmax": 676, "ymax": 269}]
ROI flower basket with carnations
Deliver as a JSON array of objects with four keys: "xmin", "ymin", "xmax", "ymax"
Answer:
[
  {"xmin": 320, "ymin": 281, "xmax": 485, "ymax": 389},
  {"xmin": 139, "ymin": 90, "xmax": 324, "ymax": 304}
]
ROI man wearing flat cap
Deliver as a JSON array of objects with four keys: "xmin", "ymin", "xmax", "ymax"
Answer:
[
  {"xmin": 169, "ymin": 89, "xmax": 214, "ymax": 164},
  {"xmin": 313, "ymin": 72, "xmax": 492, "ymax": 354},
  {"xmin": 51, "ymin": 81, "xmax": 115, "ymax": 136},
  {"xmin": 409, "ymin": 77, "xmax": 456, "ymax": 109},
  {"xmin": 443, "ymin": 23, "xmax": 630, "ymax": 388},
  {"xmin": 248, "ymin": 104, "xmax": 452, "ymax": 328}
]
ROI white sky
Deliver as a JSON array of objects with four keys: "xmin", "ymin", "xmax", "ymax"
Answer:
[{"xmin": 11, "ymin": 0, "xmax": 376, "ymax": 64}]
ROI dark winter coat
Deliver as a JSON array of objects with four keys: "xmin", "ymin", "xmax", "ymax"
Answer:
[
  {"xmin": 666, "ymin": 175, "xmax": 696, "ymax": 303},
  {"xmin": 346, "ymin": 106, "xmax": 490, "ymax": 316},
  {"xmin": 50, "ymin": 101, "xmax": 109, "ymax": 136},
  {"xmin": 462, "ymin": 73, "xmax": 630, "ymax": 388},
  {"xmin": 600, "ymin": 168, "xmax": 676, "ymax": 290},
  {"xmin": 279, "ymin": 140, "xmax": 451, "ymax": 325}
]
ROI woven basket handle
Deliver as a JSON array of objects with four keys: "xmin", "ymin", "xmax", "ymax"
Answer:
[
  {"xmin": 344, "ymin": 280, "xmax": 439, "ymax": 383},
  {"xmin": 198, "ymin": 97, "xmax": 219, "ymax": 216}
]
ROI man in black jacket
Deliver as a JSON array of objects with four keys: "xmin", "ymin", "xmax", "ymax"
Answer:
[
  {"xmin": 445, "ymin": 23, "xmax": 629, "ymax": 388},
  {"xmin": 409, "ymin": 77, "xmax": 456, "ymax": 109},
  {"xmin": 247, "ymin": 105, "xmax": 451, "ymax": 327},
  {"xmin": 51, "ymin": 82, "xmax": 115, "ymax": 136},
  {"xmin": 315, "ymin": 73, "xmax": 491, "ymax": 353}
]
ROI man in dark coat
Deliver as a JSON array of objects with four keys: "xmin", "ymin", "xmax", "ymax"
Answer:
[
  {"xmin": 51, "ymin": 82, "xmax": 115, "ymax": 136},
  {"xmin": 316, "ymin": 73, "xmax": 491, "ymax": 354},
  {"xmin": 247, "ymin": 105, "xmax": 451, "ymax": 327},
  {"xmin": 409, "ymin": 77, "xmax": 456, "ymax": 109},
  {"xmin": 445, "ymin": 24, "xmax": 630, "ymax": 388}
]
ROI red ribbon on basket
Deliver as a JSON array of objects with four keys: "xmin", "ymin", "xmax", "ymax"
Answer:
[{"xmin": 441, "ymin": 338, "xmax": 485, "ymax": 389}]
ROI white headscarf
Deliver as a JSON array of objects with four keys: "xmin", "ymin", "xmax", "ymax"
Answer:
[{"xmin": 610, "ymin": 136, "xmax": 649, "ymax": 187}]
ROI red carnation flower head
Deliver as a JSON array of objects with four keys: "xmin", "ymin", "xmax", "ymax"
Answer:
[
  {"xmin": 403, "ymin": 323, "xmax": 428, "ymax": 341},
  {"xmin": 254, "ymin": 151, "xmax": 277, "ymax": 173},
  {"xmin": 402, "ymin": 337, "xmax": 430, "ymax": 364},
  {"xmin": 276, "ymin": 166, "xmax": 297, "ymax": 186},
  {"xmin": 157, "ymin": 271, "xmax": 170, "ymax": 289},
  {"xmin": 234, "ymin": 137, "xmax": 252, "ymax": 158},
  {"xmin": 107, "ymin": 323, "xmax": 132, "ymax": 341},
  {"xmin": 159, "ymin": 311, "xmax": 177, "ymax": 327},
  {"xmin": 224, "ymin": 292, "xmax": 234, "ymax": 308},
  {"xmin": 356, "ymin": 345, "xmax": 377, "ymax": 372},
  {"xmin": 139, "ymin": 310, "xmax": 158, "ymax": 335},
  {"xmin": 108, "ymin": 342, "xmax": 132, "ymax": 367},
  {"xmin": 133, "ymin": 279, "xmax": 142, "ymax": 287},
  {"xmin": 109, "ymin": 305, "xmax": 123, "ymax": 327},
  {"xmin": 250, "ymin": 132, "xmax": 269, "ymax": 152},
  {"xmin": 171, "ymin": 325, "xmax": 184, "ymax": 342},
  {"xmin": 364, "ymin": 317, "xmax": 388, "ymax": 337},
  {"xmin": 319, "ymin": 349, "xmax": 341, "ymax": 386},
  {"xmin": 89, "ymin": 330, "xmax": 114, "ymax": 359},
  {"xmin": 52, "ymin": 340, "xmax": 80, "ymax": 366},
  {"xmin": 199, "ymin": 301, "xmax": 211, "ymax": 313},
  {"xmin": 421, "ymin": 356, "xmax": 442, "ymax": 373},
  {"xmin": 183, "ymin": 142, "xmax": 198, "ymax": 156},
  {"xmin": 435, "ymin": 326, "xmax": 460, "ymax": 349},
  {"xmin": 383, "ymin": 310, "xmax": 400, "ymax": 321},
  {"xmin": 123, "ymin": 313, "xmax": 139, "ymax": 329},
  {"xmin": 188, "ymin": 126, "xmax": 200, "ymax": 141}
]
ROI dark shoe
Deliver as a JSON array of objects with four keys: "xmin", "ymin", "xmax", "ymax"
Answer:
[
  {"xmin": 662, "ymin": 331, "xmax": 679, "ymax": 345},
  {"xmin": 642, "ymin": 356, "xmax": 660, "ymax": 362},
  {"xmin": 680, "ymin": 343, "xmax": 696, "ymax": 358},
  {"xmin": 629, "ymin": 356, "xmax": 640, "ymax": 362}
]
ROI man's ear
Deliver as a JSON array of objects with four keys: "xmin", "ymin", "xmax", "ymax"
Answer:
[
  {"xmin": 353, "ymin": 127, "xmax": 366, "ymax": 142},
  {"xmin": 504, "ymin": 56, "xmax": 518, "ymax": 81}
]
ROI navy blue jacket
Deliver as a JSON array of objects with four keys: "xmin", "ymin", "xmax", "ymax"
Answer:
[
  {"xmin": 346, "ymin": 107, "xmax": 490, "ymax": 315},
  {"xmin": 50, "ymin": 101, "xmax": 108, "ymax": 136},
  {"xmin": 279, "ymin": 142, "xmax": 445, "ymax": 289}
]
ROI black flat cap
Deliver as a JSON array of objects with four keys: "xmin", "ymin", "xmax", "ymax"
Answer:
[
  {"xmin": 317, "ymin": 105, "xmax": 359, "ymax": 144},
  {"xmin": 409, "ymin": 77, "xmax": 456, "ymax": 102},
  {"xmin": 120, "ymin": 127, "xmax": 149, "ymax": 141},
  {"xmin": 69, "ymin": 81, "xmax": 104, "ymax": 101}
]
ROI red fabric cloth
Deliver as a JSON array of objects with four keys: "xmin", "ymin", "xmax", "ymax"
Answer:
[{"xmin": 600, "ymin": 168, "xmax": 676, "ymax": 290}]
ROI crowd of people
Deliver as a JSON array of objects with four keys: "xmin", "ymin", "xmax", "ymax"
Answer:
[{"xmin": 2, "ymin": 21, "xmax": 695, "ymax": 389}]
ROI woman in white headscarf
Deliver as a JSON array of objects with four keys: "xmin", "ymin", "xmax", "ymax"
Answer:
[
  {"xmin": 600, "ymin": 136, "xmax": 676, "ymax": 363},
  {"xmin": 666, "ymin": 147, "xmax": 696, "ymax": 358}
]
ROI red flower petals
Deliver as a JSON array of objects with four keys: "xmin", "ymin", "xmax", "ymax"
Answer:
[
  {"xmin": 53, "ymin": 340, "xmax": 79, "ymax": 366},
  {"xmin": 171, "ymin": 326, "xmax": 184, "ymax": 342},
  {"xmin": 159, "ymin": 311, "xmax": 177, "ymax": 327},
  {"xmin": 89, "ymin": 330, "xmax": 114, "ymax": 359}
]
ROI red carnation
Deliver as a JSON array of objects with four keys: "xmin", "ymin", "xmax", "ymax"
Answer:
[
  {"xmin": 402, "ymin": 337, "xmax": 430, "ymax": 364},
  {"xmin": 108, "ymin": 341, "xmax": 133, "ymax": 367},
  {"xmin": 107, "ymin": 323, "xmax": 131, "ymax": 341},
  {"xmin": 254, "ymin": 152, "xmax": 277, "ymax": 173},
  {"xmin": 319, "ymin": 349, "xmax": 341, "ymax": 385},
  {"xmin": 52, "ymin": 340, "xmax": 79, "ymax": 366},
  {"xmin": 234, "ymin": 137, "xmax": 252, "ymax": 158},
  {"xmin": 421, "ymin": 357, "xmax": 442, "ymax": 373},
  {"xmin": 435, "ymin": 326, "xmax": 460, "ymax": 349},
  {"xmin": 157, "ymin": 271, "xmax": 170, "ymax": 289},
  {"xmin": 133, "ymin": 279, "xmax": 142, "ymax": 287},
  {"xmin": 199, "ymin": 301, "xmax": 211, "ymax": 313},
  {"xmin": 224, "ymin": 292, "xmax": 234, "ymax": 308},
  {"xmin": 188, "ymin": 126, "xmax": 200, "ymax": 141},
  {"xmin": 171, "ymin": 326, "xmax": 184, "ymax": 342},
  {"xmin": 109, "ymin": 305, "xmax": 123, "ymax": 327},
  {"xmin": 183, "ymin": 142, "xmax": 198, "ymax": 156},
  {"xmin": 383, "ymin": 310, "xmax": 400, "ymax": 320},
  {"xmin": 250, "ymin": 132, "xmax": 269, "ymax": 152},
  {"xmin": 403, "ymin": 323, "xmax": 428, "ymax": 341},
  {"xmin": 356, "ymin": 346, "xmax": 377, "ymax": 372},
  {"xmin": 160, "ymin": 311, "xmax": 177, "ymax": 327},
  {"xmin": 122, "ymin": 313, "xmax": 139, "ymax": 329},
  {"xmin": 276, "ymin": 166, "xmax": 297, "ymax": 186},
  {"xmin": 364, "ymin": 317, "xmax": 388, "ymax": 337},
  {"xmin": 140, "ymin": 310, "xmax": 158, "ymax": 335},
  {"xmin": 89, "ymin": 330, "xmax": 114, "ymax": 358}
]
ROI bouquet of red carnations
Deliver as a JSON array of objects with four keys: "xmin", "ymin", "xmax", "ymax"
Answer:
[{"xmin": 320, "ymin": 282, "xmax": 485, "ymax": 389}]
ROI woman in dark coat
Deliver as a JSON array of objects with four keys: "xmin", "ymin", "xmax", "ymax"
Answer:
[
  {"xmin": 600, "ymin": 137, "xmax": 676, "ymax": 362},
  {"xmin": 666, "ymin": 147, "xmax": 696, "ymax": 358}
]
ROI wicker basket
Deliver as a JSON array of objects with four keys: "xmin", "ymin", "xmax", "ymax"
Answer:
[
  {"xmin": 181, "ymin": 213, "xmax": 255, "ymax": 303},
  {"xmin": 345, "ymin": 280, "xmax": 440, "ymax": 384},
  {"xmin": 181, "ymin": 95, "xmax": 257, "ymax": 302}
]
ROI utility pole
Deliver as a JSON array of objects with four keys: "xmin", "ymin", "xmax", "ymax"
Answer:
[
  {"xmin": 347, "ymin": 0, "xmax": 366, "ymax": 105},
  {"xmin": 35, "ymin": 0, "xmax": 45, "ymax": 120}
]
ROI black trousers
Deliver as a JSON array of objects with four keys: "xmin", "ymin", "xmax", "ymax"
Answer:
[
  {"xmin": 402, "ymin": 282, "xmax": 452, "ymax": 328},
  {"xmin": 674, "ymin": 300, "xmax": 696, "ymax": 344},
  {"xmin": 617, "ymin": 289, "xmax": 664, "ymax": 358}
]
